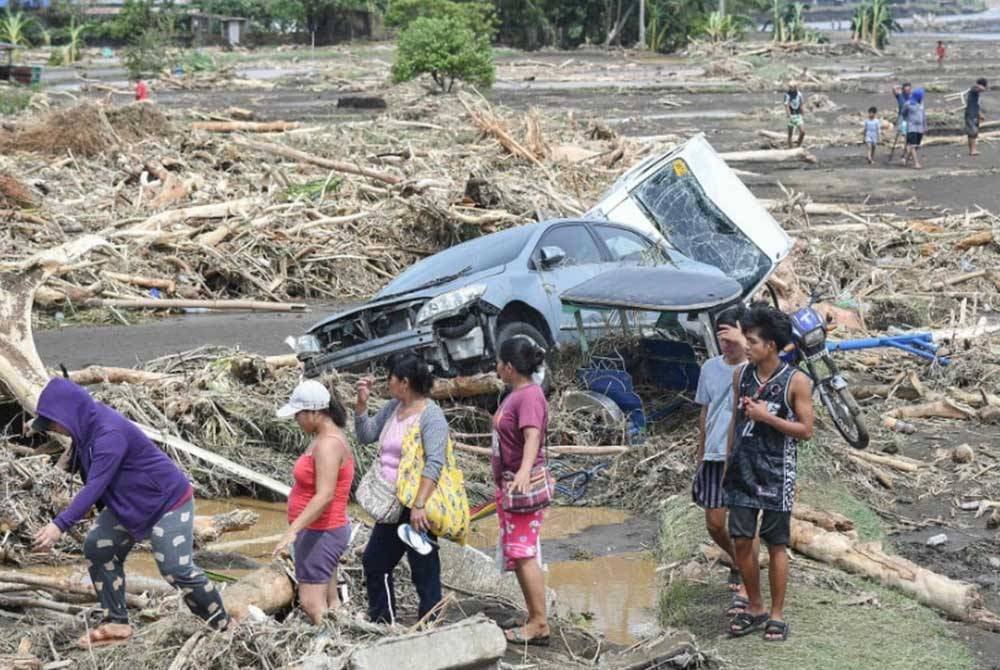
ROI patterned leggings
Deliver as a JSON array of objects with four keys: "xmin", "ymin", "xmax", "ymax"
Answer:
[{"xmin": 83, "ymin": 499, "xmax": 228, "ymax": 629}]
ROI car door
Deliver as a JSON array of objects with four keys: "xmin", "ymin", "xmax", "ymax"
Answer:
[
  {"xmin": 591, "ymin": 224, "xmax": 672, "ymax": 331},
  {"xmin": 531, "ymin": 223, "xmax": 612, "ymax": 343}
]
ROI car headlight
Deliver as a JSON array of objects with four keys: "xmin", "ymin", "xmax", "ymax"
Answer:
[
  {"xmin": 292, "ymin": 334, "xmax": 321, "ymax": 355},
  {"xmin": 801, "ymin": 327, "xmax": 825, "ymax": 348},
  {"xmin": 416, "ymin": 284, "xmax": 486, "ymax": 325}
]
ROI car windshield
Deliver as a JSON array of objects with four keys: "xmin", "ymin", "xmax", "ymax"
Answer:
[
  {"xmin": 377, "ymin": 225, "xmax": 535, "ymax": 297},
  {"xmin": 633, "ymin": 159, "xmax": 771, "ymax": 292}
]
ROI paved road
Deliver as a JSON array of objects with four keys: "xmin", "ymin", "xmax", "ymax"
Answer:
[{"xmin": 35, "ymin": 306, "xmax": 338, "ymax": 369}]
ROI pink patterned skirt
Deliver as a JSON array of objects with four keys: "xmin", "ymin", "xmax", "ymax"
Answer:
[{"xmin": 495, "ymin": 490, "xmax": 544, "ymax": 572}]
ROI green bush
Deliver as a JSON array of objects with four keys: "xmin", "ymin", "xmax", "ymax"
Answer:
[
  {"xmin": 0, "ymin": 88, "xmax": 32, "ymax": 115},
  {"xmin": 123, "ymin": 29, "xmax": 173, "ymax": 78},
  {"xmin": 391, "ymin": 16, "xmax": 494, "ymax": 92},
  {"xmin": 385, "ymin": 0, "xmax": 496, "ymax": 38}
]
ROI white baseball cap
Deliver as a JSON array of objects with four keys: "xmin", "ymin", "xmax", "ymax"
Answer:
[{"xmin": 276, "ymin": 380, "xmax": 330, "ymax": 418}]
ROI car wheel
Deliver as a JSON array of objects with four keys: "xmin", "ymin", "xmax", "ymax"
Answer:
[{"xmin": 496, "ymin": 321, "xmax": 552, "ymax": 394}]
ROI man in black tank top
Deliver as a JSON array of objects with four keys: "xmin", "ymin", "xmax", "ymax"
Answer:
[{"xmin": 722, "ymin": 305, "xmax": 814, "ymax": 642}]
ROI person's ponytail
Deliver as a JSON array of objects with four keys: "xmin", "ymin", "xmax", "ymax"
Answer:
[{"xmin": 499, "ymin": 336, "xmax": 546, "ymax": 377}]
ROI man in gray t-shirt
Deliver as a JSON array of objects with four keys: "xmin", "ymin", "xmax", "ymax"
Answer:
[{"xmin": 692, "ymin": 305, "xmax": 753, "ymax": 614}]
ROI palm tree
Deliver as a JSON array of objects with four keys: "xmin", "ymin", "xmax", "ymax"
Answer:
[
  {"xmin": 63, "ymin": 21, "xmax": 89, "ymax": 64},
  {"xmin": 0, "ymin": 9, "xmax": 34, "ymax": 48},
  {"xmin": 851, "ymin": 0, "xmax": 900, "ymax": 49}
]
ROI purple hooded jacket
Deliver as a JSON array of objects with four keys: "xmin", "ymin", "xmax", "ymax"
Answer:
[{"xmin": 37, "ymin": 378, "xmax": 191, "ymax": 539}]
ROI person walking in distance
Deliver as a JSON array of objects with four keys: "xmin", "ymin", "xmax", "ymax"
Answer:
[
  {"xmin": 891, "ymin": 82, "xmax": 912, "ymax": 158},
  {"xmin": 864, "ymin": 106, "xmax": 881, "ymax": 165},
  {"xmin": 901, "ymin": 88, "xmax": 927, "ymax": 169},
  {"xmin": 493, "ymin": 337, "xmax": 552, "ymax": 646},
  {"xmin": 723, "ymin": 305, "xmax": 814, "ymax": 642},
  {"xmin": 963, "ymin": 78, "xmax": 988, "ymax": 157},
  {"xmin": 936, "ymin": 41, "xmax": 946, "ymax": 69},
  {"xmin": 274, "ymin": 380, "xmax": 354, "ymax": 624},
  {"xmin": 784, "ymin": 81, "xmax": 806, "ymax": 148},
  {"xmin": 692, "ymin": 305, "xmax": 756, "ymax": 617}
]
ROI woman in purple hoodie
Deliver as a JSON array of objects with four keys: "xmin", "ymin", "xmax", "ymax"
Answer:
[{"xmin": 31, "ymin": 378, "xmax": 228, "ymax": 648}]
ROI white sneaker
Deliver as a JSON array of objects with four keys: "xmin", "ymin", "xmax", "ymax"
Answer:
[{"xmin": 397, "ymin": 523, "xmax": 434, "ymax": 555}]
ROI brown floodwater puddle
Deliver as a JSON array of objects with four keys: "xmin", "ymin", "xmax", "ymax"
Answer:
[{"xmin": 28, "ymin": 500, "xmax": 659, "ymax": 644}]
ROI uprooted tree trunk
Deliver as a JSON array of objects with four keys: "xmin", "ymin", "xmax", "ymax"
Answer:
[
  {"xmin": 192, "ymin": 510, "xmax": 259, "ymax": 546},
  {"xmin": 0, "ymin": 236, "xmax": 291, "ymax": 499},
  {"xmin": 790, "ymin": 518, "xmax": 1000, "ymax": 630},
  {"xmin": 224, "ymin": 561, "xmax": 296, "ymax": 622}
]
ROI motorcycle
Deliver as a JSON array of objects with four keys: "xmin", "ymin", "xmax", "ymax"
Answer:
[{"xmin": 770, "ymin": 287, "xmax": 870, "ymax": 449}]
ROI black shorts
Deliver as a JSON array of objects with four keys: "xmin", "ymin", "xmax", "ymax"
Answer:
[
  {"xmin": 728, "ymin": 506, "xmax": 791, "ymax": 546},
  {"xmin": 966, "ymin": 116, "xmax": 980, "ymax": 138},
  {"xmin": 906, "ymin": 131, "xmax": 924, "ymax": 147}
]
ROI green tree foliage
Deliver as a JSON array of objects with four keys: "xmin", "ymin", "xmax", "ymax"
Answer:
[
  {"xmin": 766, "ymin": 0, "xmax": 826, "ymax": 43},
  {"xmin": 697, "ymin": 10, "xmax": 750, "ymax": 43},
  {"xmin": 851, "ymin": 0, "xmax": 900, "ymax": 49},
  {"xmin": 112, "ymin": 0, "xmax": 181, "ymax": 77},
  {"xmin": 385, "ymin": 0, "xmax": 496, "ymax": 38},
  {"xmin": 1, "ymin": 9, "xmax": 34, "ymax": 48},
  {"xmin": 391, "ymin": 15, "xmax": 494, "ymax": 91}
]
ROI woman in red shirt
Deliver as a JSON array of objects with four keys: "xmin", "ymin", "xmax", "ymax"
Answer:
[
  {"xmin": 274, "ymin": 380, "xmax": 354, "ymax": 624},
  {"xmin": 493, "ymin": 337, "xmax": 550, "ymax": 646}
]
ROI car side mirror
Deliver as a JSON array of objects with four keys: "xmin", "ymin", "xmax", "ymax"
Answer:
[{"xmin": 539, "ymin": 246, "xmax": 567, "ymax": 269}]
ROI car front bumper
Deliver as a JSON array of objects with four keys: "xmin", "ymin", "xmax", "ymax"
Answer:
[{"xmin": 301, "ymin": 326, "xmax": 438, "ymax": 377}]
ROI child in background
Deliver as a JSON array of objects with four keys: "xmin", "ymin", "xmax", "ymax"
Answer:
[{"xmin": 864, "ymin": 106, "xmax": 880, "ymax": 164}]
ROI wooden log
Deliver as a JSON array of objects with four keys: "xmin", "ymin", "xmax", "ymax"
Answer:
[
  {"xmin": 847, "ymin": 453, "xmax": 895, "ymax": 489},
  {"xmin": 0, "ymin": 654, "xmax": 41, "ymax": 670},
  {"xmin": 0, "ymin": 570, "xmax": 148, "ymax": 609},
  {"xmin": 718, "ymin": 147, "xmax": 817, "ymax": 164},
  {"xmin": 121, "ymin": 197, "xmax": 259, "ymax": 236},
  {"xmin": 103, "ymin": 271, "xmax": 176, "ymax": 294},
  {"xmin": 886, "ymin": 399, "xmax": 976, "ymax": 421},
  {"xmin": 792, "ymin": 503, "xmax": 855, "ymax": 534},
  {"xmin": 789, "ymin": 518, "xmax": 1000, "ymax": 628},
  {"xmin": 931, "ymin": 270, "xmax": 988, "ymax": 290},
  {"xmin": 0, "ymin": 595, "xmax": 92, "ymax": 616},
  {"xmin": 430, "ymin": 373, "xmax": 504, "ymax": 400},
  {"xmin": 851, "ymin": 383, "xmax": 924, "ymax": 401},
  {"xmin": 264, "ymin": 354, "xmax": 301, "ymax": 370},
  {"xmin": 223, "ymin": 561, "xmax": 295, "ymax": 622},
  {"xmin": 850, "ymin": 450, "xmax": 927, "ymax": 473},
  {"xmin": 68, "ymin": 366, "xmax": 172, "ymax": 386},
  {"xmin": 955, "ymin": 230, "xmax": 994, "ymax": 251},
  {"xmin": 192, "ymin": 509, "xmax": 259, "ymax": 546},
  {"xmin": 233, "ymin": 137, "xmax": 402, "ymax": 186},
  {"xmin": 454, "ymin": 442, "xmax": 627, "ymax": 456},
  {"xmin": 82, "ymin": 298, "xmax": 307, "ymax": 313},
  {"xmin": 34, "ymin": 281, "xmax": 102, "ymax": 307},
  {"xmin": 192, "ymin": 121, "xmax": 300, "ymax": 133}
]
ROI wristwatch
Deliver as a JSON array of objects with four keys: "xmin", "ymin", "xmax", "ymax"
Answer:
[{"xmin": 414, "ymin": 501, "xmax": 426, "ymax": 510}]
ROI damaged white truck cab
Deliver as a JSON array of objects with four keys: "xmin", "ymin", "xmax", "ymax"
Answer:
[{"xmin": 587, "ymin": 132, "xmax": 792, "ymax": 300}]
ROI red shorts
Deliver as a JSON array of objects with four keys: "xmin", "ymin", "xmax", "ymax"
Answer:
[{"xmin": 495, "ymin": 491, "xmax": 544, "ymax": 571}]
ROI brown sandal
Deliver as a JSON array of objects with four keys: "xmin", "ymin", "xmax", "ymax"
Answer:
[{"xmin": 77, "ymin": 623, "xmax": 133, "ymax": 649}]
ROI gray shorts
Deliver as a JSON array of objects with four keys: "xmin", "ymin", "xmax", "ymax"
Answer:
[
  {"xmin": 293, "ymin": 524, "xmax": 351, "ymax": 584},
  {"xmin": 966, "ymin": 116, "xmax": 980, "ymax": 138}
]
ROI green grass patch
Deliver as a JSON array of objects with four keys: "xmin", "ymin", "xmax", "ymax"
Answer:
[
  {"xmin": 754, "ymin": 62, "xmax": 791, "ymax": 81},
  {"xmin": 0, "ymin": 87, "xmax": 32, "ymax": 115},
  {"xmin": 658, "ymin": 496, "xmax": 705, "ymax": 565},
  {"xmin": 661, "ymin": 578, "xmax": 974, "ymax": 670}
]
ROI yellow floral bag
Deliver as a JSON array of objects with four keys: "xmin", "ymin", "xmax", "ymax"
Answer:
[{"xmin": 395, "ymin": 423, "xmax": 470, "ymax": 545}]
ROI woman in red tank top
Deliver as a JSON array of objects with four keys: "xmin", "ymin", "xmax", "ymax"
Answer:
[{"xmin": 274, "ymin": 380, "xmax": 354, "ymax": 624}]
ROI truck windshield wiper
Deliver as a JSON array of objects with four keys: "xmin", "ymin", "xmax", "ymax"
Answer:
[{"xmin": 380, "ymin": 265, "xmax": 474, "ymax": 300}]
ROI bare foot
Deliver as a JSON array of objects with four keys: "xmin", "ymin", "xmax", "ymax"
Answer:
[
  {"xmin": 78, "ymin": 623, "xmax": 133, "ymax": 649},
  {"xmin": 970, "ymin": 151, "xmax": 980, "ymax": 156}
]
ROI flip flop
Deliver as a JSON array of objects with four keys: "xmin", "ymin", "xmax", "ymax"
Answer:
[
  {"xmin": 764, "ymin": 619, "xmax": 790, "ymax": 642},
  {"xmin": 728, "ymin": 612, "xmax": 768, "ymax": 638},
  {"xmin": 506, "ymin": 628, "xmax": 551, "ymax": 646}
]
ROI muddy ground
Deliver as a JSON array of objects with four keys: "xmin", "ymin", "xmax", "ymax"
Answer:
[{"xmin": 12, "ymin": 25, "xmax": 1000, "ymax": 670}]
